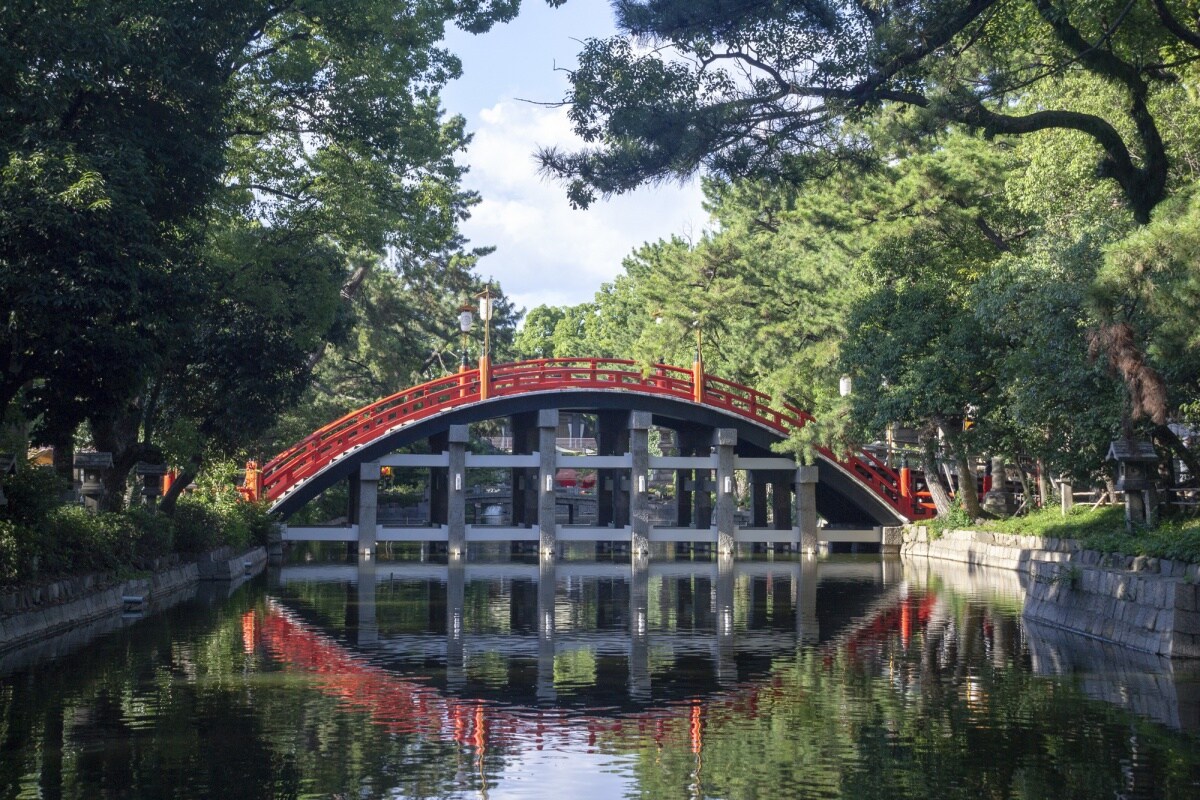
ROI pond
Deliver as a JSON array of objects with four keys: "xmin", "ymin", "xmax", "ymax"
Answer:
[{"xmin": 2, "ymin": 554, "xmax": 1198, "ymax": 799}]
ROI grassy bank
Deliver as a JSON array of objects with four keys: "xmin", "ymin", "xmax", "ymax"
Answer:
[
  {"xmin": 0, "ymin": 465, "xmax": 271, "ymax": 589},
  {"xmin": 930, "ymin": 505, "xmax": 1200, "ymax": 564}
]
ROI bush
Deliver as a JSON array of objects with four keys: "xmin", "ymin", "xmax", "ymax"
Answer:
[
  {"xmin": 1, "ymin": 467, "xmax": 67, "ymax": 527},
  {"xmin": 124, "ymin": 507, "xmax": 176, "ymax": 565},
  {"xmin": 0, "ymin": 520, "xmax": 20, "ymax": 585},
  {"xmin": 38, "ymin": 506, "xmax": 141, "ymax": 574},
  {"xmin": 172, "ymin": 496, "xmax": 223, "ymax": 554}
]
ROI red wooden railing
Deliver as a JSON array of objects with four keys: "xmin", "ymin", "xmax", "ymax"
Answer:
[{"xmin": 261, "ymin": 358, "xmax": 934, "ymax": 519}]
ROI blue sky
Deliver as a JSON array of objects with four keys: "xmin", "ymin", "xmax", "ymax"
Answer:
[{"xmin": 440, "ymin": 2, "xmax": 707, "ymax": 314}]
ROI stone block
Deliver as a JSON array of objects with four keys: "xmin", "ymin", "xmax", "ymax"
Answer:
[
  {"xmin": 1176, "ymin": 610, "xmax": 1200, "ymax": 636},
  {"xmin": 1170, "ymin": 582, "xmax": 1193, "ymax": 612}
]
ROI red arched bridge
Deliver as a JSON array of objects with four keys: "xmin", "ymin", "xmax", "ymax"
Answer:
[{"xmin": 260, "ymin": 359, "xmax": 933, "ymax": 549}]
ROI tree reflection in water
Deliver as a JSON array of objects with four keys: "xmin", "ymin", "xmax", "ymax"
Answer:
[{"xmin": 1, "ymin": 557, "xmax": 1198, "ymax": 799}]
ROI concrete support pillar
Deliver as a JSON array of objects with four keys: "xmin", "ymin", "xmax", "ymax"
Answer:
[
  {"xmin": 714, "ymin": 428, "xmax": 737, "ymax": 556},
  {"xmin": 795, "ymin": 465, "xmax": 819, "ymax": 555},
  {"xmin": 536, "ymin": 558, "xmax": 557, "ymax": 703},
  {"xmin": 446, "ymin": 560, "xmax": 465, "ymax": 689},
  {"xmin": 771, "ymin": 478, "xmax": 792, "ymax": 529},
  {"xmin": 429, "ymin": 431, "xmax": 449, "ymax": 526},
  {"xmin": 750, "ymin": 472, "xmax": 769, "ymax": 527},
  {"xmin": 448, "ymin": 424, "xmax": 468, "ymax": 558},
  {"xmin": 355, "ymin": 555, "xmax": 378, "ymax": 648},
  {"xmin": 715, "ymin": 554, "xmax": 736, "ymax": 684},
  {"xmin": 694, "ymin": 469, "xmax": 713, "ymax": 532},
  {"xmin": 628, "ymin": 554, "xmax": 651, "ymax": 701},
  {"xmin": 675, "ymin": 468, "xmax": 693, "ymax": 528},
  {"xmin": 629, "ymin": 411, "xmax": 652, "ymax": 555},
  {"xmin": 538, "ymin": 409, "xmax": 559, "ymax": 558},
  {"xmin": 510, "ymin": 412, "xmax": 538, "ymax": 529},
  {"xmin": 598, "ymin": 411, "xmax": 631, "ymax": 530},
  {"xmin": 357, "ymin": 461, "xmax": 380, "ymax": 554}
]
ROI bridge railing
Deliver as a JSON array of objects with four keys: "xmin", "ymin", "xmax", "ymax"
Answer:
[{"xmin": 262, "ymin": 357, "xmax": 930, "ymax": 519}]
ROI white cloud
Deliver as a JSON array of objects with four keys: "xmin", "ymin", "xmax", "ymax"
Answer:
[{"xmin": 458, "ymin": 101, "xmax": 707, "ymax": 314}]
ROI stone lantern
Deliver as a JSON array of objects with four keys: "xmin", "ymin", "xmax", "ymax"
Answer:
[
  {"xmin": 1106, "ymin": 438, "xmax": 1159, "ymax": 530},
  {"xmin": 74, "ymin": 452, "xmax": 113, "ymax": 512},
  {"xmin": 135, "ymin": 462, "xmax": 168, "ymax": 506}
]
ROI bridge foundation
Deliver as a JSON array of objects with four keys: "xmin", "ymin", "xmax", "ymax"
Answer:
[
  {"xmin": 796, "ymin": 465, "xmax": 819, "ymax": 554},
  {"xmin": 448, "ymin": 425, "xmax": 468, "ymax": 558},
  {"xmin": 630, "ymin": 412, "xmax": 651, "ymax": 555},
  {"xmin": 357, "ymin": 462, "xmax": 380, "ymax": 555},
  {"xmin": 538, "ymin": 409, "xmax": 558, "ymax": 558},
  {"xmin": 714, "ymin": 428, "xmax": 737, "ymax": 556}
]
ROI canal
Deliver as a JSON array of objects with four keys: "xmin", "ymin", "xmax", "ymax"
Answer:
[{"xmin": 2, "ymin": 555, "xmax": 1198, "ymax": 799}]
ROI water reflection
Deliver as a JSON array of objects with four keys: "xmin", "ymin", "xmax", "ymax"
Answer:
[
  {"xmin": 1, "ymin": 556, "xmax": 1198, "ymax": 799},
  {"xmin": 269, "ymin": 557, "xmax": 898, "ymax": 709}
]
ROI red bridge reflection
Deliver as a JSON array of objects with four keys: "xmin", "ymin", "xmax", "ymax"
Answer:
[{"xmin": 247, "ymin": 588, "xmax": 940, "ymax": 756}]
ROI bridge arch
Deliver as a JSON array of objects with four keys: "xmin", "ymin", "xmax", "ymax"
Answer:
[
  {"xmin": 268, "ymin": 388, "xmax": 901, "ymax": 526},
  {"xmin": 262, "ymin": 359, "xmax": 931, "ymax": 552}
]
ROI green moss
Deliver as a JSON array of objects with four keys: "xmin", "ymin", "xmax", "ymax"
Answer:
[{"xmin": 941, "ymin": 505, "xmax": 1200, "ymax": 565}]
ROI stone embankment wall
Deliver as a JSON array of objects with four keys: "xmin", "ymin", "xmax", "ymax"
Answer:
[
  {"xmin": 897, "ymin": 526, "xmax": 1200, "ymax": 658},
  {"xmin": 1, "ymin": 546, "xmax": 266, "ymax": 652}
]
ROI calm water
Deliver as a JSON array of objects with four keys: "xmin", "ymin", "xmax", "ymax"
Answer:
[{"xmin": 2, "ymin": 555, "xmax": 1199, "ymax": 799}]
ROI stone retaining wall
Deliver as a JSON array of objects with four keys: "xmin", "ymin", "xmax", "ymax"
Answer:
[
  {"xmin": 898, "ymin": 526, "xmax": 1200, "ymax": 658},
  {"xmin": 0, "ymin": 563, "xmax": 198, "ymax": 652},
  {"xmin": 1, "ymin": 546, "xmax": 267, "ymax": 652}
]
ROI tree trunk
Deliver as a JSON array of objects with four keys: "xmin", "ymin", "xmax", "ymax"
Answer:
[
  {"xmin": 159, "ymin": 455, "xmax": 202, "ymax": 516},
  {"xmin": 1036, "ymin": 458, "xmax": 1051, "ymax": 510},
  {"xmin": 1154, "ymin": 423, "xmax": 1199, "ymax": 487},
  {"xmin": 1011, "ymin": 457, "xmax": 1033, "ymax": 512},
  {"xmin": 90, "ymin": 403, "xmax": 160, "ymax": 512},
  {"xmin": 939, "ymin": 420, "xmax": 986, "ymax": 519},
  {"xmin": 919, "ymin": 428, "xmax": 954, "ymax": 516}
]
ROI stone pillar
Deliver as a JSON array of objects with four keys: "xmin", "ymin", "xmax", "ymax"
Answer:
[
  {"xmin": 629, "ymin": 412, "xmax": 652, "ymax": 555},
  {"xmin": 1060, "ymin": 477, "xmax": 1074, "ymax": 515},
  {"xmin": 750, "ymin": 472, "xmax": 769, "ymax": 527},
  {"xmin": 357, "ymin": 461, "xmax": 380, "ymax": 554},
  {"xmin": 795, "ymin": 465, "xmax": 819, "ymax": 554},
  {"xmin": 448, "ymin": 424, "xmax": 468, "ymax": 558},
  {"xmin": 429, "ymin": 430, "xmax": 449, "ymax": 526},
  {"xmin": 446, "ymin": 560, "xmax": 465, "ymax": 689},
  {"xmin": 597, "ymin": 411, "xmax": 628, "ymax": 529},
  {"xmin": 715, "ymin": 554, "xmax": 736, "ymax": 685},
  {"xmin": 355, "ymin": 555, "xmax": 378, "ymax": 648},
  {"xmin": 714, "ymin": 428, "xmax": 737, "ymax": 556},
  {"xmin": 538, "ymin": 409, "xmax": 559, "ymax": 558},
  {"xmin": 983, "ymin": 456, "xmax": 1019, "ymax": 516},
  {"xmin": 628, "ymin": 554, "xmax": 651, "ymax": 701},
  {"xmin": 536, "ymin": 558, "xmax": 557, "ymax": 703},
  {"xmin": 510, "ymin": 412, "xmax": 538, "ymax": 529},
  {"xmin": 771, "ymin": 477, "xmax": 792, "ymax": 529}
]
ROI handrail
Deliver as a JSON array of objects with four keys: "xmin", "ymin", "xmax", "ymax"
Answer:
[{"xmin": 261, "ymin": 358, "xmax": 930, "ymax": 519}]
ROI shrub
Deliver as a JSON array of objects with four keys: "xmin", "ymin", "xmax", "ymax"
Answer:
[
  {"xmin": 0, "ymin": 520, "xmax": 20, "ymax": 585},
  {"xmin": 124, "ymin": 507, "xmax": 176, "ymax": 565},
  {"xmin": 172, "ymin": 496, "xmax": 223, "ymax": 554},
  {"xmin": 0, "ymin": 467, "xmax": 66, "ymax": 527}
]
